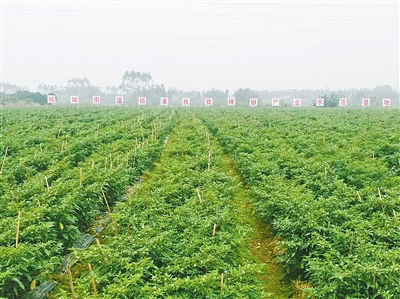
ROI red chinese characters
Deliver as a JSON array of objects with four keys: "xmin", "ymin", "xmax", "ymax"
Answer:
[
  {"xmin": 182, "ymin": 98, "xmax": 190, "ymax": 106},
  {"xmin": 71, "ymin": 96, "xmax": 79, "ymax": 104},
  {"xmin": 339, "ymin": 98, "xmax": 347, "ymax": 106},
  {"xmin": 116, "ymin": 96, "xmax": 123, "ymax": 105},
  {"xmin": 316, "ymin": 98, "xmax": 324, "ymax": 107},
  {"xmin": 293, "ymin": 98, "xmax": 301, "ymax": 106},
  {"xmin": 47, "ymin": 95, "xmax": 56, "ymax": 104},
  {"xmin": 272, "ymin": 99, "xmax": 279, "ymax": 106},
  {"xmin": 205, "ymin": 98, "xmax": 213, "ymax": 106},
  {"xmin": 250, "ymin": 98, "xmax": 257, "ymax": 107},
  {"xmin": 160, "ymin": 97, "xmax": 168, "ymax": 106},
  {"xmin": 93, "ymin": 96, "xmax": 100, "ymax": 104},
  {"xmin": 138, "ymin": 97, "xmax": 146, "ymax": 105},
  {"xmin": 362, "ymin": 98, "xmax": 370, "ymax": 107},
  {"xmin": 228, "ymin": 98, "xmax": 235, "ymax": 106},
  {"xmin": 383, "ymin": 99, "xmax": 390, "ymax": 107}
]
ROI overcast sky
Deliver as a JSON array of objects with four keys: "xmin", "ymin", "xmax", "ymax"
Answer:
[{"xmin": 1, "ymin": 0, "xmax": 399, "ymax": 93}]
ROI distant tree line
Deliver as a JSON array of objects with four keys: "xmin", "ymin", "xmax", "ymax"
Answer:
[{"xmin": 1, "ymin": 71, "xmax": 399, "ymax": 107}]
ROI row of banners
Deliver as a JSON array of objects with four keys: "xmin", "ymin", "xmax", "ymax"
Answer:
[{"xmin": 47, "ymin": 95, "xmax": 393, "ymax": 107}]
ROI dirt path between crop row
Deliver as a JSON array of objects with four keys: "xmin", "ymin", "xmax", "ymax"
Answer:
[{"xmin": 222, "ymin": 154, "xmax": 308, "ymax": 299}]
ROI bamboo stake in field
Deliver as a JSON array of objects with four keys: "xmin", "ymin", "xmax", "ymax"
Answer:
[
  {"xmin": 378, "ymin": 188, "xmax": 384, "ymax": 212},
  {"xmin": 349, "ymin": 232, "xmax": 354, "ymax": 255},
  {"xmin": 394, "ymin": 210, "xmax": 397, "ymax": 220},
  {"xmin": 196, "ymin": 188, "xmax": 202, "ymax": 202},
  {"xmin": 212, "ymin": 224, "xmax": 217, "ymax": 236},
  {"xmin": 79, "ymin": 168, "xmax": 83, "ymax": 186},
  {"xmin": 67, "ymin": 258, "xmax": 77, "ymax": 299},
  {"xmin": 127, "ymin": 224, "xmax": 131, "ymax": 235},
  {"xmin": 15, "ymin": 210, "xmax": 21, "ymax": 248},
  {"xmin": 0, "ymin": 146, "xmax": 8, "ymax": 175},
  {"xmin": 88, "ymin": 263, "xmax": 98, "ymax": 295},
  {"xmin": 220, "ymin": 273, "xmax": 224, "ymax": 294},
  {"xmin": 45, "ymin": 176, "xmax": 50, "ymax": 191},
  {"xmin": 208, "ymin": 148, "xmax": 211, "ymax": 170},
  {"xmin": 356, "ymin": 192, "xmax": 362, "ymax": 201},
  {"xmin": 101, "ymin": 190, "xmax": 119, "ymax": 237},
  {"xmin": 109, "ymin": 154, "xmax": 113, "ymax": 170}
]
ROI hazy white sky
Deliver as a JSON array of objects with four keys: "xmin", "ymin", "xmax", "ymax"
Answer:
[{"xmin": 1, "ymin": 0, "xmax": 399, "ymax": 93}]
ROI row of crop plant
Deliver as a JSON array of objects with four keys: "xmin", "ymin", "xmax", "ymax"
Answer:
[
  {"xmin": 0, "ymin": 108, "xmax": 178, "ymax": 298},
  {"xmin": 199, "ymin": 109, "xmax": 400, "ymax": 298},
  {"xmin": 51, "ymin": 113, "xmax": 272, "ymax": 298}
]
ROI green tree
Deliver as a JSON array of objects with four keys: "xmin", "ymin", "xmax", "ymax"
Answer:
[{"xmin": 234, "ymin": 88, "xmax": 259, "ymax": 106}]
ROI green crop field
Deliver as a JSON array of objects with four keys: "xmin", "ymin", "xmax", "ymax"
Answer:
[{"xmin": 0, "ymin": 107, "xmax": 399, "ymax": 298}]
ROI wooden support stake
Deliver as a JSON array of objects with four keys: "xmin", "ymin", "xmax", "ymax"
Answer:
[
  {"xmin": 67, "ymin": 258, "xmax": 77, "ymax": 299},
  {"xmin": 37, "ymin": 199, "xmax": 41, "ymax": 207},
  {"xmin": 196, "ymin": 188, "xmax": 202, "ymax": 202},
  {"xmin": 349, "ymin": 233, "xmax": 354, "ymax": 255},
  {"xmin": 92, "ymin": 161, "xmax": 95, "ymax": 169},
  {"xmin": 208, "ymin": 149, "xmax": 211, "ymax": 170},
  {"xmin": 101, "ymin": 190, "xmax": 119, "ymax": 237},
  {"xmin": 212, "ymin": 224, "xmax": 217, "ymax": 236},
  {"xmin": 356, "ymin": 192, "xmax": 362, "ymax": 201},
  {"xmin": 79, "ymin": 168, "xmax": 83, "ymax": 186},
  {"xmin": 109, "ymin": 154, "xmax": 113, "ymax": 170},
  {"xmin": 15, "ymin": 210, "xmax": 21, "ymax": 248},
  {"xmin": 95, "ymin": 238, "xmax": 107, "ymax": 264},
  {"xmin": 378, "ymin": 188, "xmax": 384, "ymax": 212},
  {"xmin": 127, "ymin": 224, "xmax": 131, "ymax": 235},
  {"xmin": 394, "ymin": 210, "xmax": 397, "ymax": 220},
  {"xmin": 220, "ymin": 273, "xmax": 224, "ymax": 293},
  {"xmin": 0, "ymin": 146, "xmax": 8, "ymax": 175},
  {"xmin": 45, "ymin": 176, "xmax": 50, "ymax": 190},
  {"xmin": 88, "ymin": 263, "xmax": 98, "ymax": 295}
]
